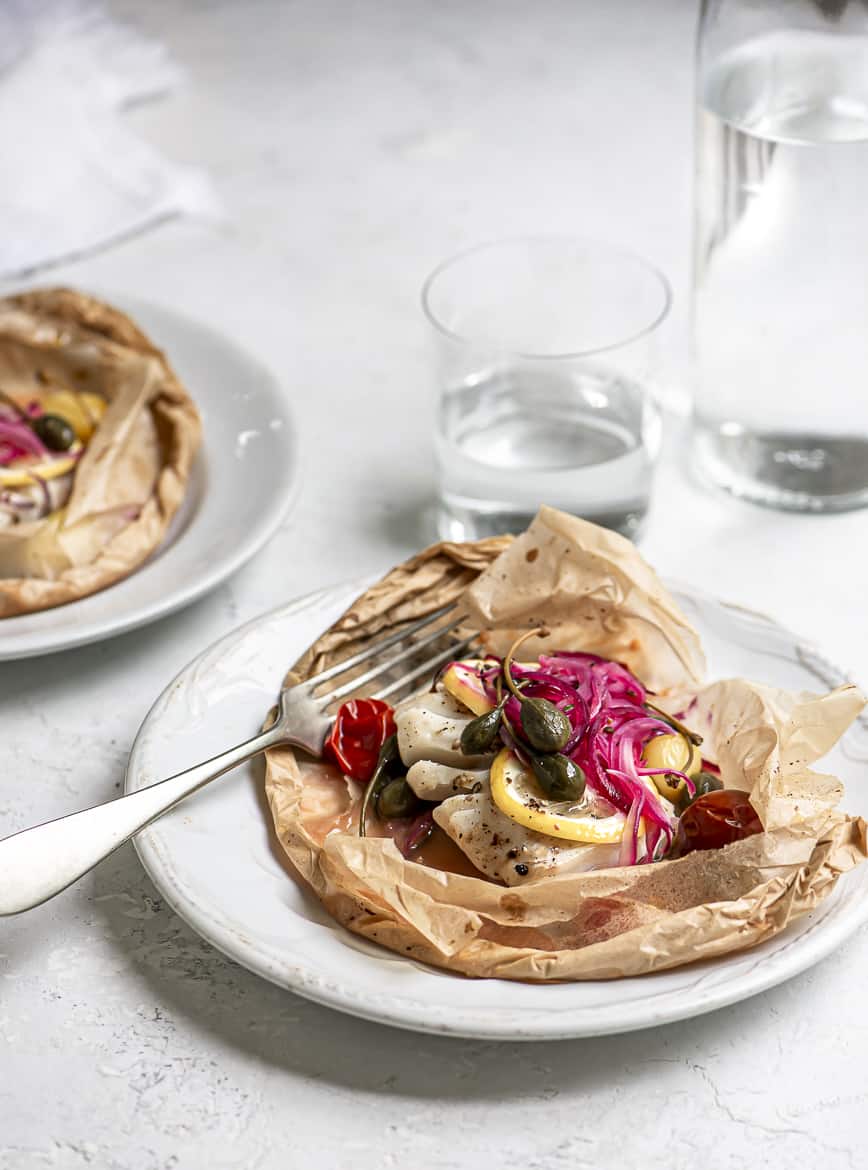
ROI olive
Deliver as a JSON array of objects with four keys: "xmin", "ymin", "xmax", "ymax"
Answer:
[
  {"xmin": 376, "ymin": 777, "xmax": 419, "ymax": 820},
  {"xmin": 529, "ymin": 753, "xmax": 586, "ymax": 802},
  {"xmin": 32, "ymin": 413, "xmax": 75, "ymax": 452},
  {"xmin": 520, "ymin": 697, "xmax": 571, "ymax": 753},
  {"xmin": 460, "ymin": 706, "xmax": 503, "ymax": 755},
  {"xmin": 677, "ymin": 770, "xmax": 723, "ymax": 813}
]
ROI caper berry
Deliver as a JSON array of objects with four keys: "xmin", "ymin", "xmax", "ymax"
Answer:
[
  {"xmin": 376, "ymin": 777, "xmax": 419, "ymax": 820},
  {"xmin": 529, "ymin": 753, "xmax": 586, "ymax": 802},
  {"xmin": 520, "ymin": 697, "xmax": 571, "ymax": 753},
  {"xmin": 32, "ymin": 413, "xmax": 75, "ymax": 452},
  {"xmin": 460, "ymin": 706, "xmax": 503, "ymax": 755}
]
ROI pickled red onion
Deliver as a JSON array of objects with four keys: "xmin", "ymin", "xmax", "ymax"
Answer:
[{"xmin": 0, "ymin": 418, "xmax": 47, "ymax": 461}]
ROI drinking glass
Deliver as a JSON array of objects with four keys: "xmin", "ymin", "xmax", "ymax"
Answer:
[
  {"xmin": 422, "ymin": 236, "xmax": 671, "ymax": 542},
  {"xmin": 692, "ymin": 0, "xmax": 868, "ymax": 511}
]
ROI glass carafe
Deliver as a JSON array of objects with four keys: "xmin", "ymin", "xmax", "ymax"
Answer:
[{"xmin": 691, "ymin": 0, "xmax": 868, "ymax": 511}]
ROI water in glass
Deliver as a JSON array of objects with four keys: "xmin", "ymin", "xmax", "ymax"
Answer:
[{"xmin": 436, "ymin": 366, "xmax": 660, "ymax": 541}]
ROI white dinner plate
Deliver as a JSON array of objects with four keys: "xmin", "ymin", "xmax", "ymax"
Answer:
[
  {"xmin": 126, "ymin": 580, "xmax": 868, "ymax": 1041},
  {"xmin": 0, "ymin": 296, "xmax": 298, "ymax": 659}
]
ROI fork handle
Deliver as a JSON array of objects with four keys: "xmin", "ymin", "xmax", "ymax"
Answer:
[{"xmin": 0, "ymin": 726, "xmax": 283, "ymax": 915}]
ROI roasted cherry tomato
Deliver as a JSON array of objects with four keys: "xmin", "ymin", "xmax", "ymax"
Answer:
[
  {"xmin": 675, "ymin": 788, "xmax": 763, "ymax": 855},
  {"xmin": 324, "ymin": 698, "xmax": 396, "ymax": 783}
]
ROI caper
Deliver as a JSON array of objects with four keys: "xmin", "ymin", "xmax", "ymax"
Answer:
[
  {"xmin": 677, "ymin": 770, "xmax": 723, "ymax": 813},
  {"xmin": 520, "ymin": 697, "xmax": 571, "ymax": 753},
  {"xmin": 32, "ymin": 413, "xmax": 75, "ymax": 452},
  {"xmin": 460, "ymin": 706, "xmax": 503, "ymax": 755},
  {"xmin": 376, "ymin": 777, "xmax": 419, "ymax": 820},
  {"xmin": 529, "ymin": 753, "xmax": 586, "ymax": 802},
  {"xmin": 696, "ymin": 771, "xmax": 723, "ymax": 796}
]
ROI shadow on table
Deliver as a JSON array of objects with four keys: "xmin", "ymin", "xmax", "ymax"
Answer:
[
  {"xmin": 354, "ymin": 486, "xmax": 438, "ymax": 552},
  {"xmin": 87, "ymin": 833, "xmax": 844, "ymax": 1104}
]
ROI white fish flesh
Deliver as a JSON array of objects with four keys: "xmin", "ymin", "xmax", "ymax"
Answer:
[
  {"xmin": 394, "ymin": 690, "xmax": 492, "ymax": 770},
  {"xmin": 433, "ymin": 783, "xmax": 622, "ymax": 886},
  {"xmin": 405, "ymin": 760, "xmax": 488, "ymax": 802}
]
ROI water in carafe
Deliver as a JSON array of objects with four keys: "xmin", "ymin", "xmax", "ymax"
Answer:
[{"xmin": 692, "ymin": 26, "xmax": 868, "ymax": 509}]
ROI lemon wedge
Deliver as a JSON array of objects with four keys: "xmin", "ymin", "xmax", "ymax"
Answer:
[
  {"xmin": 643, "ymin": 732, "xmax": 701, "ymax": 801},
  {"xmin": 490, "ymin": 748, "xmax": 628, "ymax": 844},
  {"xmin": 0, "ymin": 451, "xmax": 79, "ymax": 487}
]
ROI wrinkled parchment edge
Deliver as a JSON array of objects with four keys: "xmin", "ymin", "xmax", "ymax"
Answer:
[{"xmin": 0, "ymin": 287, "xmax": 200, "ymax": 617}]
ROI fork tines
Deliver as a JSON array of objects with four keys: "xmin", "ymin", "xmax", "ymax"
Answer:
[{"xmin": 303, "ymin": 602, "xmax": 480, "ymax": 707}]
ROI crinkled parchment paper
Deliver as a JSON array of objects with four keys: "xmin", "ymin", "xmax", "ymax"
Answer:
[
  {"xmin": 0, "ymin": 288, "xmax": 200, "ymax": 617},
  {"xmin": 265, "ymin": 506, "xmax": 867, "ymax": 980}
]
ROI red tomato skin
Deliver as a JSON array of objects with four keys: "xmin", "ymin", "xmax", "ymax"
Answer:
[
  {"xmin": 324, "ymin": 699, "xmax": 396, "ymax": 783},
  {"xmin": 675, "ymin": 789, "xmax": 763, "ymax": 855}
]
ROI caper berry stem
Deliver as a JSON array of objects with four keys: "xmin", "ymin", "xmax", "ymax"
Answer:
[
  {"xmin": 645, "ymin": 699, "xmax": 703, "ymax": 747},
  {"xmin": 359, "ymin": 734, "xmax": 401, "ymax": 837},
  {"xmin": 500, "ymin": 708, "xmax": 521, "ymax": 749},
  {"xmin": 502, "ymin": 627, "xmax": 549, "ymax": 700},
  {"xmin": 501, "ymin": 629, "xmax": 572, "ymax": 753}
]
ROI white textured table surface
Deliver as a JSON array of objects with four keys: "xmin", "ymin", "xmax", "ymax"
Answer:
[{"xmin": 3, "ymin": 2, "xmax": 868, "ymax": 1167}]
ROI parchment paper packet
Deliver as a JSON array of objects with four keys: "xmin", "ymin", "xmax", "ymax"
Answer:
[
  {"xmin": 0, "ymin": 287, "xmax": 200, "ymax": 617},
  {"xmin": 265, "ymin": 506, "xmax": 867, "ymax": 980}
]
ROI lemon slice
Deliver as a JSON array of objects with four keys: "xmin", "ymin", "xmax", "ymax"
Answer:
[
  {"xmin": 0, "ymin": 450, "xmax": 79, "ymax": 487},
  {"xmin": 441, "ymin": 659, "xmax": 494, "ymax": 716},
  {"xmin": 642, "ymin": 732, "xmax": 701, "ymax": 801},
  {"xmin": 490, "ymin": 748, "xmax": 628, "ymax": 844},
  {"xmin": 441, "ymin": 657, "xmax": 536, "ymax": 716},
  {"xmin": 39, "ymin": 390, "xmax": 106, "ymax": 442}
]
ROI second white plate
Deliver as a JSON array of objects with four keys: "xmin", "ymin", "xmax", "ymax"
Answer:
[
  {"xmin": 0, "ymin": 295, "xmax": 299, "ymax": 659},
  {"xmin": 125, "ymin": 580, "xmax": 868, "ymax": 1041}
]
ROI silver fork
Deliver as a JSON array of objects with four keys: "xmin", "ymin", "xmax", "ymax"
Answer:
[{"xmin": 0, "ymin": 602, "xmax": 475, "ymax": 916}]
